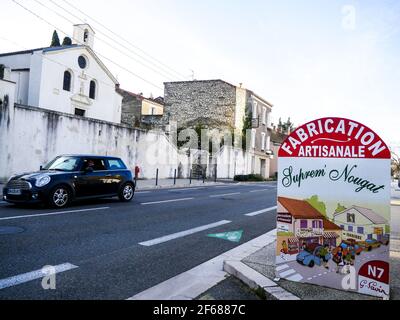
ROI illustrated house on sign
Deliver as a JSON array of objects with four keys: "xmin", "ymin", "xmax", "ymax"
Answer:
[
  {"xmin": 277, "ymin": 197, "xmax": 341, "ymax": 255},
  {"xmin": 333, "ymin": 206, "xmax": 388, "ymax": 242}
]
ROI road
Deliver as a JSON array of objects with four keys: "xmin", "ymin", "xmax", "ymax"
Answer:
[{"xmin": 0, "ymin": 183, "xmax": 277, "ymax": 300}]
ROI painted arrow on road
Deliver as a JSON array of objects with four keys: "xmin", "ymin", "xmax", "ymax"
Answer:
[{"xmin": 207, "ymin": 230, "xmax": 243, "ymax": 243}]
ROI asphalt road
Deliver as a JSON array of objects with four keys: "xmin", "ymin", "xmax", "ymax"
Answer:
[{"xmin": 0, "ymin": 183, "xmax": 277, "ymax": 300}]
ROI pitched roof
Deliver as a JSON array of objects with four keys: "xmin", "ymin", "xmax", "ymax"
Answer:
[
  {"xmin": 335, "ymin": 206, "xmax": 388, "ymax": 224},
  {"xmin": 0, "ymin": 45, "xmax": 119, "ymax": 85},
  {"xmin": 278, "ymin": 197, "xmax": 324, "ymax": 219},
  {"xmin": 0, "ymin": 47, "xmax": 47, "ymax": 58},
  {"xmin": 117, "ymin": 88, "xmax": 164, "ymax": 105},
  {"xmin": 323, "ymin": 218, "xmax": 341, "ymax": 230}
]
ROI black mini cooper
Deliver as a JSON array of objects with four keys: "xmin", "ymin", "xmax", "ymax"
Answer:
[{"xmin": 2, "ymin": 155, "xmax": 136, "ymax": 208}]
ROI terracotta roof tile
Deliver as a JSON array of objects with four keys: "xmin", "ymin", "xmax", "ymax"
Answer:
[
  {"xmin": 323, "ymin": 218, "xmax": 341, "ymax": 230},
  {"xmin": 278, "ymin": 197, "xmax": 324, "ymax": 219}
]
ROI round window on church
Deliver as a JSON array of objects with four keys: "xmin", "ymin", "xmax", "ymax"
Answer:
[{"xmin": 78, "ymin": 56, "xmax": 87, "ymax": 69}]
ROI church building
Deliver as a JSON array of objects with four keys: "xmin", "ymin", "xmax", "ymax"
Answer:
[{"xmin": 0, "ymin": 24, "xmax": 123, "ymax": 123}]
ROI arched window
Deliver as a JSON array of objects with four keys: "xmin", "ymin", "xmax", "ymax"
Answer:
[
  {"xmin": 89, "ymin": 80, "xmax": 96, "ymax": 99},
  {"xmin": 83, "ymin": 29, "xmax": 89, "ymax": 43},
  {"xmin": 63, "ymin": 70, "xmax": 72, "ymax": 92}
]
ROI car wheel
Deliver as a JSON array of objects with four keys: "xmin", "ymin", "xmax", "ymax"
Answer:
[
  {"xmin": 49, "ymin": 186, "xmax": 71, "ymax": 209},
  {"xmin": 308, "ymin": 260, "xmax": 315, "ymax": 268},
  {"xmin": 119, "ymin": 182, "xmax": 135, "ymax": 202}
]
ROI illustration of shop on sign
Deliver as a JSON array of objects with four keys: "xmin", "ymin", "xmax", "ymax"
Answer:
[{"xmin": 275, "ymin": 117, "xmax": 391, "ymax": 299}]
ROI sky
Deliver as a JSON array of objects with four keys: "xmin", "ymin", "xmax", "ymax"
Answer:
[{"xmin": 1, "ymin": 0, "xmax": 399, "ymax": 152}]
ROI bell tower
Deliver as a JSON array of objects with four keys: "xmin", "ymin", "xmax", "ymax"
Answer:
[{"xmin": 73, "ymin": 24, "xmax": 95, "ymax": 48}]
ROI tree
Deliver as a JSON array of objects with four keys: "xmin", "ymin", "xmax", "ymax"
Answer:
[
  {"xmin": 0, "ymin": 64, "xmax": 4, "ymax": 80},
  {"xmin": 277, "ymin": 117, "xmax": 295, "ymax": 134},
  {"xmin": 305, "ymin": 195, "xmax": 327, "ymax": 217},
  {"xmin": 391, "ymin": 151, "xmax": 400, "ymax": 179},
  {"xmin": 335, "ymin": 203, "xmax": 347, "ymax": 213},
  {"xmin": 241, "ymin": 111, "xmax": 252, "ymax": 151},
  {"xmin": 62, "ymin": 37, "xmax": 72, "ymax": 46},
  {"xmin": 50, "ymin": 30, "xmax": 61, "ymax": 47}
]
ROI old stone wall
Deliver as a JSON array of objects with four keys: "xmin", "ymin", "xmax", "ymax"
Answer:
[{"xmin": 164, "ymin": 80, "xmax": 237, "ymax": 130}]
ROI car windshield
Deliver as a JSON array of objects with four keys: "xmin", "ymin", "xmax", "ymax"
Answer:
[{"xmin": 43, "ymin": 157, "xmax": 80, "ymax": 172}]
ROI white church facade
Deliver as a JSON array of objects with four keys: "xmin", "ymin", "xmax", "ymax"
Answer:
[{"xmin": 0, "ymin": 24, "xmax": 123, "ymax": 123}]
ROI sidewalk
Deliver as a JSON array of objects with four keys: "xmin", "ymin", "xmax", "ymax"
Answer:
[
  {"xmin": 224, "ymin": 202, "xmax": 400, "ymax": 300},
  {"xmin": 135, "ymin": 178, "xmax": 229, "ymax": 191}
]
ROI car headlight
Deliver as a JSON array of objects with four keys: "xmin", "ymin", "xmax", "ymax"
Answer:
[
  {"xmin": 35, "ymin": 175, "xmax": 51, "ymax": 188},
  {"xmin": 7, "ymin": 175, "xmax": 16, "ymax": 183}
]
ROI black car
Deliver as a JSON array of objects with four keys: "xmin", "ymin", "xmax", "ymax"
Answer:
[{"xmin": 2, "ymin": 155, "xmax": 135, "ymax": 208}]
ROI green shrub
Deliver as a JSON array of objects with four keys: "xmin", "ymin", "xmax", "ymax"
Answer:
[{"xmin": 234, "ymin": 174, "xmax": 265, "ymax": 182}]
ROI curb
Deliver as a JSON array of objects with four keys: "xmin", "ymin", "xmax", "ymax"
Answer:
[
  {"xmin": 223, "ymin": 260, "xmax": 300, "ymax": 300},
  {"xmin": 135, "ymin": 182, "xmax": 229, "ymax": 191}
]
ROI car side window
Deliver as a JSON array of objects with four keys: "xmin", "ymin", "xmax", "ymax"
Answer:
[
  {"xmin": 82, "ymin": 158, "xmax": 107, "ymax": 171},
  {"xmin": 107, "ymin": 159, "xmax": 126, "ymax": 170}
]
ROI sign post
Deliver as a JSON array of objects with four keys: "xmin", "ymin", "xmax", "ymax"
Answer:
[{"xmin": 275, "ymin": 117, "xmax": 391, "ymax": 299}]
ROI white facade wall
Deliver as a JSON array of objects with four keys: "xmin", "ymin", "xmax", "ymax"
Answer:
[
  {"xmin": 0, "ymin": 104, "xmax": 189, "ymax": 182},
  {"xmin": 10, "ymin": 70, "xmax": 29, "ymax": 105},
  {"xmin": 0, "ymin": 47, "xmax": 122, "ymax": 123},
  {"xmin": 215, "ymin": 146, "xmax": 249, "ymax": 179},
  {"xmin": 38, "ymin": 48, "xmax": 122, "ymax": 123},
  {"xmin": 0, "ymin": 79, "xmax": 16, "ymax": 181}
]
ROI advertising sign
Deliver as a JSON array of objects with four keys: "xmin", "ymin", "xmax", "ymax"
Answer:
[{"xmin": 275, "ymin": 117, "xmax": 391, "ymax": 299}]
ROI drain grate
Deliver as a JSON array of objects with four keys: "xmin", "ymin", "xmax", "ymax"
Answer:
[{"xmin": 0, "ymin": 226, "xmax": 25, "ymax": 235}]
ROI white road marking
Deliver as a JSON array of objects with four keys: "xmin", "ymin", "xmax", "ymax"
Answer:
[
  {"xmin": 245, "ymin": 206, "xmax": 277, "ymax": 217},
  {"xmin": 0, "ymin": 207, "xmax": 110, "ymax": 221},
  {"xmin": 276, "ymin": 264, "xmax": 289, "ymax": 272},
  {"xmin": 169, "ymin": 188, "xmax": 204, "ymax": 192},
  {"xmin": 209, "ymin": 193, "xmax": 240, "ymax": 198},
  {"xmin": 141, "ymin": 198, "xmax": 194, "ymax": 205},
  {"xmin": 139, "ymin": 220, "xmax": 232, "ymax": 247},
  {"xmin": 279, "ymin": 269, "xmax": 296, "ymax": 277},
  {"xmin": 286, "ymin": 274, "xmax": 303, "ymax": 282},
  {"xmin": 249, "ymin": 189, "xmax": 272, "ymax": 193},
  {"xmin": 0, "ymin": 263, "xmax": 78, "ymax": 290},
  {"xmin": 213, "ymin": 185, "xmax": 233, "ymax": 188},
  {"xmin": 129, "ymin": 229, "xmax": 277, "ymax": 300}
]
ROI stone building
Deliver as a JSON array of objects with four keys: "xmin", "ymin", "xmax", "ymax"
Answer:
[
  {"xmin": 118, "ymin": 88, "xmax": 164, "ymax": 129},
  {"xmin": 163, "ymin": 79, "xmax": 273, "ymax": 178},
  {"xmin": 269, "ymin": 129, "xmax": 288, "ymax": 178}
]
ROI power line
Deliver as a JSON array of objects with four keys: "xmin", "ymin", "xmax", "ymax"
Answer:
[
  {"xmin": 11, "ymin": 0, "xmax": 163, "ymax": 91},
  {"xmin": 61, "ymin": 0, "xmax": 188, "ymax": 80},
  {"xmin": 37, "ymin": 0, "xmax": 182, "ymax": 81}
]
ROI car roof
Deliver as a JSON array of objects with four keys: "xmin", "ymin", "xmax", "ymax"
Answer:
[{"xmin": 59, "ymin": 155, "xmax": 122, "ymax": 160}]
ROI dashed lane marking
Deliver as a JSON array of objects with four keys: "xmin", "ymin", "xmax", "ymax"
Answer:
[
  {"xmin": 249, "ymin": 189, "xmax": 272, "ymax": 193},
  {"xmin": 209, "ymin": 193, "xmax": 241, "ymax": 198},
  {"xmin": 139, "ymin": 220, "xmax": 232, "ymax": 247},
  {"xmin": 0, "ymin": 207, "xmax": 110, "ymax": 221},
  {"xmin": 141, "ymin": 198, "xmax": 194, "ymax": 205},
  {"xmin": 245, "ymin": 206, "xmax": 277, "ymax": 217},
  {"xmin": 0, "ymin": 263, "xmax": 78, "ymax": 290}
]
